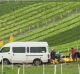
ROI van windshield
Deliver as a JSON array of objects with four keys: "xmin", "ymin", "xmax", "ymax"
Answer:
[{"xmin": 0, "ymin": 47, "xmax": 10, "ymax": 52}]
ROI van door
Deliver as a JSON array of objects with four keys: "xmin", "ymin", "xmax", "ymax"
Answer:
[
  {"xmin": 12, "ymin": 47, "xmax": 26, "ymax": 63},
  {"xmin": 28, "ymin": 47, "xmax": 47, "ymax": 63}
]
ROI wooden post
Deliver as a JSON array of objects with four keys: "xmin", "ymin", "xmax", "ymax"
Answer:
[
  {"xmin": 54, "ymin": 65, "xmax": 56, "ymax": 74},
  {"xmin": 18, "ymin": 65, "xmax": 20, "ymax": 74},
  {"xmin": 23, "ymin": 64, "xmax": 25, "ymax": 74},
  {"xmin": 43, "ymin": 64, "xmax": 45, "ymax": 74},
  {"xmin": 61, "ymin": 64, "xmax": 63, "ymax": 74},
  {"xmin": 78, "ymin": 64, "xmax": 80, "ymax": 74},
  {"xmin": 2, "ymin": 56, "xmax": 3, "ymax": 74}
]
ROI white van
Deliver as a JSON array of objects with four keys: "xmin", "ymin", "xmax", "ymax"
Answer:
[{"xmin": 0, "ymin": 42, "xmax": 50, "ymax": 65}]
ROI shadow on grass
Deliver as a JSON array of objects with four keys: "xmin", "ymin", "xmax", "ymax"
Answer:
[{"xmin": 43, "ymin": 24, "xmax": 80, "ymax": 46}]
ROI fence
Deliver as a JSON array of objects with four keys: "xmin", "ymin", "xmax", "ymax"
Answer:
[{"xmin": 0, "ymin": 63, "xmax": 80, "ymax": 74}]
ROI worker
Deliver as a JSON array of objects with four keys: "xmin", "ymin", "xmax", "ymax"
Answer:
[
  {"xmin": 50, "ymin": 49, "xmax": 56, "ymax": 60},
  {"xmin": 70, "ymin": 48, "xmax": 76, "ymax": 61}
]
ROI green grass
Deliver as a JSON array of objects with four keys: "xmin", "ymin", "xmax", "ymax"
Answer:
[
  {"xmin": 0, "ymin": 2, "xmax": 79, "ymax": 39},
  {"xmin": 0, "ymin": 1, "xmax": 36, "ymax": 16},
  {"xmin": 0, "ymin": 2, "xmax": 80, "ymax": 52},
  {"xmin": 0, "ymin": 2, "xmax": 62, "ymax": 36},
  {"xmin": 0, "ymin": 2, "xmax": 66, "ymax": 37},
  {"xmin": 15, "ymin": 15, "xmax": 80, "ymax": 41},
  {"xmin": 0, "ymin": 63, "xmax": 79, "ymax": 74},
  {"xmin": 0, "ymin": 1, "xmax": 80, "ymax": 74},
  {"xmin": 19, "ymin": 14, "xmax": 80, "ymax": 41}
]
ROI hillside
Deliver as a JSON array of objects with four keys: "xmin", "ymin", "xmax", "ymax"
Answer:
[{"xmin": 0, "ymin": 1, "xmax": 80, "ymax": 51}]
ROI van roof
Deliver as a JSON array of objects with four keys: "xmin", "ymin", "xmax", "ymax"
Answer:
[{"xmin": 3, "ymin": 42, "xmax": 48, "ymax": 47}]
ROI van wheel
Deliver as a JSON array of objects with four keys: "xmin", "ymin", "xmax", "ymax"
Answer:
[
  {"xmin": 33, "ymin": 59, "xmax": 42, "ymax": 66},
  {"xmin": 3, "ymin": 59, "xmax": 10, "ymax": 65}
]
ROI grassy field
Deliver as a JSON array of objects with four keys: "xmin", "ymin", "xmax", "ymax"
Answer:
[
  {"xmin": 0, "ymin": 1, "xmax": 80, "ymax": 51},
  {"xmin": 0, "ymin": 63, "xmax": 79, "ymax": 74},
  {"xmin": 0, "ymin": 1, "xmax": 80, "ymax": 74},
  {"xmin": 0, "ymin": 1, "xmax": 36, "ymax": 16}
]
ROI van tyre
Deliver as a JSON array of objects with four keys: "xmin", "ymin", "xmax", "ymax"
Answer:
[
  {"xmin": 33, "ymin": 59, "xmax": 42, "ymax": 66},
  {"xmin": 3, "ymin": 59, "xmax": 10, "ymax": 65}
]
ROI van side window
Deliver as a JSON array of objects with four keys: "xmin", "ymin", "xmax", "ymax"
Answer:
[
  {"xmin": 13, "ymin": 47, "xmax": 25, "ymax": 53},
  {"xmin": 27, "ymin": 47, "xmax": 29, "ymax": 53},
  {"xmin": 30, "ymin": 47, "xmax": 46, "ymax": 53},
  {"xmin": 1, "ymin": 47, "xmax": 10, "ymax": 52}
]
